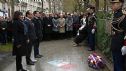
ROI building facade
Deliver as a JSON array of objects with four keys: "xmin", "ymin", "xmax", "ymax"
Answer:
[
  {"xmin": 0, "ymin": 0, "xmax": 64, "ymax": 17},
  {"xmin": 48, "ymin": 0, "xmax": 63, "ymax": 13},
  {"xmin": 15, "ymin": 0, "xmax": 42, "ymax": 14}
]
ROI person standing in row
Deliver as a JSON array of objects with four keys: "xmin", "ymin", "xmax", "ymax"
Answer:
[
  {"xmin": 110, "ymin": 0, "xmax": 126, "ymax": 71},
  {"xmin": 0, "ymin": 17, "xmax": 7, "ymax": 45},
  {"xmin": 65, "ymin": 14, "xmax": 73, "ymax": 38},
  {"xmin": 43, "ymin": 14, "xmax": 53, "ymax": 40},
  {"xmin": 39, "ymin": 12, "xmax": 44, "ymax": 40},
  {"xmin": 58, "ymin": 14, "xmax": 66, "ymax": 39},
  {"xmin": 32, "ymin": 11, "xmax": 43, "ymax": 58},
  {"xmin": 12, "ymin": 11, "xmax": 29, "ymax": 71},
  {"xmin": 25, "ymin": 10, "xmax": 37, "ymax": 65},
  {"xmin": 7, "ymin": 18, "xmax": 13, "ymax": 42},
  {"xmin": 52, "ymin": 14, "xmax": 59, "ymax": 39}
]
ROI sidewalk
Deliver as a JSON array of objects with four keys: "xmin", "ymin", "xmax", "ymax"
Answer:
[
  {"xmin": 0, "ymin": 39, "xmax": 112, "ymax": 71},
  {"xmin": 0, "ymin": 52, "xmax": 15, "ymax": 70},
  {"xmin": 96, "ymin": 50, "xmax": 113, "ymax": 71}
]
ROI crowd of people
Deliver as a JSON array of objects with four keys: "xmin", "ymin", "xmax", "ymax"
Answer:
[
  {"xmin": 0, "ymin": 5, "xmax": 97, "ymax": 71},
  {"xmin": 0, "ymin": 16, "xmax": 12, "ymax": 44},
  {"xmin": 0, "ymin": 0, "xmax": 126, "ymax": 71},
  {"xmin": 10, "ymin": 10, "xmax": 91, "ymax": 71},
  {"xmin": 0, "ymin": 11, "xmax": 85, "ymax": 45}
]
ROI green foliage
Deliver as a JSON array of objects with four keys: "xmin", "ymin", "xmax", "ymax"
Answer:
[
  {"xmin": 106, "ymin": 12, "xmax": 112, "ymax": 18},
  {"xmin": 96, "ymin": 11, "xmax": 112, "ymax": 19},
  {"xmin": 63, "ymin": 0, "xmax": 76, "ymax": 12},
  {"xmin": 0, "ymin": 43, "xmax": 12, "ymax": 52},
  {"xmin": 97, "ymin": 11, "xmax": 106, "ymax": 19},
  {"xmin": 96, "ymin": 13, "xmax": 112, "ymax": 60}
]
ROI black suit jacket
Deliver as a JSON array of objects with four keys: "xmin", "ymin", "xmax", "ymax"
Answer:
[
  {"xmin": 32, "ymin": 17, "xmax": 43, "ymax": 39},
  {"xmin": 24, "ymin": 18, "xmax": 37, "ymax": 41}
]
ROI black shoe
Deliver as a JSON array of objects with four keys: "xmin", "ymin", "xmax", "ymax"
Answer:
[
  {"xmin": 18, "ymin": 69, "xmax": 29, "ymax": 71},
  {"xmin": 88, "ymin": 49, "xmax": 95, "ymax": 51},
  {"xmin": 27, "ymin": 61, "xmax": 35, "ymax": 65},
  {"xmin": 35, "ymin": 55, "xmax": 43, "ymax": 58},
  {"xmin": 73, "ymin": 43, "xmax": 79, "ymax": 47},
  {"xmin": 31, "ymin": 60, "xmax": 36, "ymax": 63}
]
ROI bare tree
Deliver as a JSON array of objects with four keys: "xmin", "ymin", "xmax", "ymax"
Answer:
[
  {"xmin": 83, "ymin": 0, "xmax": 89, "ymax": 10},
  {"xmin": 104, "ymin": 0, "xmax": 107, "ymax": 12},
  {"xmin": 10, "ymin": 0, "xmax": 14, "ymax": 17},
  {"xmin": 73, "ymin": 0, "xmax": 79, "ymax": 11},
  {"xmin": 0, "ymin": 0, "xmax": 4, "ymax": 3},
  {"xmin": 41, "ymin": 0, "xmax": 44, "ymax": 13},
  {"xmin": 73, "ymin": 0, "xmax": 85, "ymax": 11},
  {"xmin": 95, "ymin": 0, "xmax": 99, "ymax": 12},
  {"xmin": 48, "ymin": 0, "xmax": 51, "ymax": 13}
]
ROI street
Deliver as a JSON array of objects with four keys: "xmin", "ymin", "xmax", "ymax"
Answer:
[{"xmin": 1, "ymin": 39, "xmax": 109, "ymax": 71}]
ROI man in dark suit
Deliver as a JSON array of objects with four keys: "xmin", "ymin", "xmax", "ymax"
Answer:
[
  {"xmin": 32, "ymin": 11, "xmax": 43, "ymax": 58},
  {"xmin": 25, "ymin": 10, "xmax": 37, "ymax": 65}
]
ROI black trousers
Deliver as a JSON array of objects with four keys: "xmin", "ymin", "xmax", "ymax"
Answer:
[
  {"xmin": 34, "ymin": 39, "xmax": 40, "ymax": 56},
  {"xmin": 66, "ymin": 31, "xmax": 72, "ymax": 38},
  {"xmin": 111, "ymin": 33, "xmax": 126, "ymax": 71},
  {"xmin": 26, "ymin": 40, "xmax": 33, "ymax": 62},
  {"xmin": 59, "ymin": 33, "xmax": 65, "ymax": 39},
  {"xmin": 112, "ymin": 50, "xmax": 125, "ymax": 71},
  {"xmin": 0, "ymin": 31, "xmax": 7, "ymax": 44},
  {"xmin": 44, "ymin": 33, "xmax": 52, "ymax": 40},
  {"xmin": 73, "ymin": 28, "xmax": 78, "ymax": 37},
  {"xmin": 88, "ymin": 33, "xmax": 95, "ymax": 50},
  {"xmin": 16, "ymin": 55, "xmax": 23, "ymax": 71},
  {"xmin": 52, "ymin": 31, "xmax": 59, "ymax": 40}
]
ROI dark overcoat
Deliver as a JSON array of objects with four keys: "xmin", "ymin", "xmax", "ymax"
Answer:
[
  {"xmin": 12, "ymin": 20, "xmax": 28, "ymax": 56},
  {"xmin": 43, "ymin": 17, "xmax": 53, "ymax": 34},
  {"xmin": 32, "ymin": 17, "xmax": 43, "ymax": 40}
]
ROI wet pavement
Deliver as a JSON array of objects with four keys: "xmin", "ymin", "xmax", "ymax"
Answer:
[{"xmin": 1, "ymin": 39, "xmax": 110, "ymax": 71}]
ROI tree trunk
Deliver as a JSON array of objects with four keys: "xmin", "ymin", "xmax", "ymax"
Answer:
[
  {"xmin": 95, "ymin": 0, "xmax": 99, "ymax": 12},
  {"xmin": 0, "ymin": 0, "xmax": 4, "ymax": 3},
  {"xmin": 54, "ymin": 1, "xmax": 56, "ymax": 13},
  {"xmin": 11, "ymin": 0, "xmax": 14, "ymax": 18},
  {"xmin": 83, "ymin": 0, "xmax": 89, "ymax": 11},
  {"xmin": 6, "ymin": 0, "xmax": 10, "ymax": 17},
  {"xmin": 48, "ymin": 0, "xmax": 51, "ymax": 13},
  {"xmin": 104, "ymin": 0, "xmax": 107, "ymax": 12},
  {"xmin": 41, "ymin": 0, "xmax": 43, "ymax": 13},
  {"xmin": 73, "ymin": 0, "xmax": 79, "ymax": 12}
]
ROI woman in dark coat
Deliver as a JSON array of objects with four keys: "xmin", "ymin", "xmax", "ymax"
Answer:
[{"xmin": 12, "ymin": 11, "xmax": 29, "ymax": 71}]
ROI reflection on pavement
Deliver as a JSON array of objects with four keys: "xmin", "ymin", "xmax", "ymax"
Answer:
[{"xmin": 2, "ymin": 40, "xmax": 109, "ymax": 71}]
